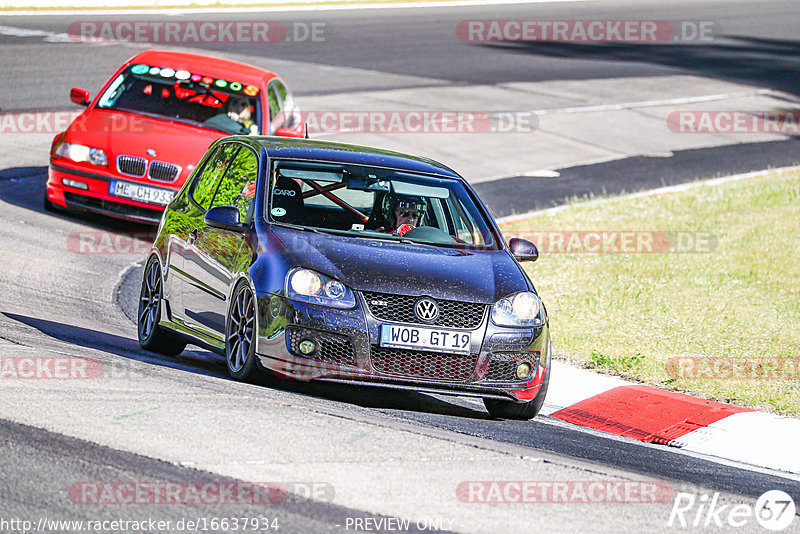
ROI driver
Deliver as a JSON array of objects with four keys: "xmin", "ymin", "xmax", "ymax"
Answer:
[
  {"xmin": 227, "ymin": 97, "xmax": 258, "ymax": 135},
  {"xmin": 382, "ymin": 193, "xmax": 427, "ymax": 236}
]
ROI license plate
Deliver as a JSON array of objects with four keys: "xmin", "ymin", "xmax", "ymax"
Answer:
[
  {"xmin": 109, "ymin": 180, "xmax": 175, "ymax": 206},
  {"xmin": 380, "ymin": 324, "xmax": 471, "ymax": 354}
]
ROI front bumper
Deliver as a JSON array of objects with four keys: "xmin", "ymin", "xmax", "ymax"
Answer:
[
  {"xmin": 254, "ymin": 292, "xmax": 549, "ymax": 402},
  {"xmin": 47, "ymin": 162, "xmax": 169, "ymax": 224}
]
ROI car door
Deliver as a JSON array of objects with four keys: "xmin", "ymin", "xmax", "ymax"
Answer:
[
  {"xmin": 168, "ymin": 142, "xmax": 240, "ymax": 328},
  {"xmin": 163, "ymin": 145, "xmax": 239, "ymax": 323},
  {"xmin": 182, "ymin": 144, "xmax": 259, "ymax": 338}
]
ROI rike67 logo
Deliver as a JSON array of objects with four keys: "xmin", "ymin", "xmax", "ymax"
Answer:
[{"xmin": 669, "ymin": 490, "xmax": 796, "ymax": 531}]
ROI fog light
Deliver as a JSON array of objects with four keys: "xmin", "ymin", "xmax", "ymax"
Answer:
[
  {"xmin": 298, "ymin": 339, "xmax": 317, "ymax": 356},
  {"xmin": 62, "ymin": 178, "xmax": 88, "ymax": 190},
  {"xmin": 516, "ymin": 361, "xmax": 533, "ymax": 380}
]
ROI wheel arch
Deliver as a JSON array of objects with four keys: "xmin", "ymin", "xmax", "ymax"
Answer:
[{"xmin": 144, "ymin": 251, "xmax": 170, "ymax": 320}]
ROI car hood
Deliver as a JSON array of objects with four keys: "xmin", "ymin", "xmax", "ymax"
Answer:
[
  {"xmin": 65, "ymin": 108, "xmax": 228, "ymax": 179},
  {"xmin": 271, "ymin": 226, "xmax": 529, "ymax": 303}
]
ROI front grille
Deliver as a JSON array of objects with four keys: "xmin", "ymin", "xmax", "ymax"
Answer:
[
  {"xmin": 148, "ymin": 161, "xmax": 181, "ymax": 182},
  {"xmin": 486, "ymin": 351, "xmax": 540, "ymax": 382},
  {"xmin": 117, "ymin": 155, "xmax": 146, "ymax": 177},
  {"xmin": 362, "ymin": 291, "xmax": 486, "ymax": 329},
  {"xmin": 370, "ymin": 345, "xmax": 478, "ymax": 381},
  {"xmin": 287, "ymin": 327, "xmax": 357, "ymax": 367}
]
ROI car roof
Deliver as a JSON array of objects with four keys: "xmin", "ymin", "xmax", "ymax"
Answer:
[
  {"xmin": 228, "ymin": 137, "xmax": 463, "ymax": 179},
  {"xmin": 127, "ymin": 49, "xmax": 278, "ymax": 86}
]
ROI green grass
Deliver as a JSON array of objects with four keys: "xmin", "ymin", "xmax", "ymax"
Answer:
[{"xmin": 506, "ymin": 169, "xmax": 800, "ymax": 415}]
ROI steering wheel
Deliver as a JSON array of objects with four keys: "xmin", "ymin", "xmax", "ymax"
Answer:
[{"xmin": 398, "ymin": 226, "xmax": 456, "ymax": 244}]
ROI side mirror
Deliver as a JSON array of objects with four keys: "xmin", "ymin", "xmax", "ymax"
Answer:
[
  {"xmin": 70, "ymin": 87, "xmax": 90, "ymax": 107},
  {"xmin": 509, "ymin": 237, "xmax": 538, "ymax": 262},
  {"xmin": 205, "ymin": 206, "xmax": 245, "ymax": 233}
]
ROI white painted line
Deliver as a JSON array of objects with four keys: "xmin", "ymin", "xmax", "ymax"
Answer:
[
  {"xmin": 0, "ymin": 24, "xmax": 155, "ymax": 48},
  {"xmin": 522, "ymin": 169, "xmax": 561, "ymax": 178},
  {"xmin": 4, "ymin": 0, "xmax": 586, "ymax": 17},
  {"xmin": 0, "ymin": 24, "xmax": 73, "ymax": 43},
  {"xmin": 528, "ymin": 89, "xmax": 777, "ymax": 115},
  {"xmin": 496, "ymin": 164, "xmax": 800, "ymax": 225},
  {"xmin": 473, "ymin": 154, "xmax": 634, "ymax": 185}
]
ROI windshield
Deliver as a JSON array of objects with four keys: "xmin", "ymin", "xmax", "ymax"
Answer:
[
  {"xmin": 267, "ymin": 160, "xmax": 499, "ymax": 249},
  {"xmin": 96, "ymin": 64, "xmax": 262, "ymax": 135}
]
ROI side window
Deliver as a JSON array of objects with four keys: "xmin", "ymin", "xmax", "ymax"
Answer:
[
  {"xmin": 191, "ymin": 144, "xmax": 240, "ymax": 210},
  {"xmin": 268, "ymin": 80, "xmax": 298, "ymax": 134},
  {"xmin": 210, "ymin": 147, "xmax": 258, "ymax": 223},
  {"xmin": 268, "ymin": 83, "xmax": 282, "ymax": 135},
  {"xmin": 426, "ymin": 198, "xmax": 446, "ymax": 231},
  {"xmin": 450, "ymin": 197, "xmax": 488, "ymax": 246},
  {"xmin": 274, "ymin": 80, "xmax": 293, "ymax": 113}
]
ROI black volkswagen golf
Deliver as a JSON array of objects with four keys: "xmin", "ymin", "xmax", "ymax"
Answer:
[{"xmin": 138, "ymin": 137, "xmax": 550, "ymax": 419}]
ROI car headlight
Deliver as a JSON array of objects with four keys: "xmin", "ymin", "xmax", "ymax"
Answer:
[
  {"xmin": 286, "ymin": 268, "xmax": 356, "ymax": 309},
  {"xmin": 54, "ymin": 142, "xmax": 108, "ymax": 166},
  {"xmin": 491, "ymin": 291, "xmax": 543, "ymax": 327}
]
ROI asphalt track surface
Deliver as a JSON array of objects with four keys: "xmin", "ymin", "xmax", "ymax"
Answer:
[
  {"xmin": 476, "ymin": 138, "xmax": 800, "ymax": 216},
  {"xmin": 1, "ymin": 1, "xmax": 800, "ymax": 532},
  {"xmin": 0, "ymin": 419, "xmax": 412, "ymax": 533},
  {"xmin": 2, "ymin": 0, "xmax": 800, "ymax": 107}
]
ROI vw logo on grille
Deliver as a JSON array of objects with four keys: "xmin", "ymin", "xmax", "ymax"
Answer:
[{"xmin": 414, "ymin": 298, "xmax": 439, "ymax": 322}]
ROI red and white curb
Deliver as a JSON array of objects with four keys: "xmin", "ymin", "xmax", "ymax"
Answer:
[
  {"xmin": 541, "ymin": 361, "xmax": 800, "ymax": 477},
  {"xmin": 496, "ymin": 166, "xmax": 800, "ymax": 477}
]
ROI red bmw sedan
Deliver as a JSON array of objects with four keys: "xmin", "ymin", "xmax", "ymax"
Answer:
[{"xmin": 46, "ymin": 49, "xmax": 306, "ymax": 224}]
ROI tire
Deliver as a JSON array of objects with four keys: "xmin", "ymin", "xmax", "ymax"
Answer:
[
  {"xmin": 138, "ymin": 257, "xmax": 186, "ymax": 356},
  {"xmin": 226, "ymin": 282, "xmax": 260, "ymax": 382},
  {"xmin": 484, "ymin": 342, "xmax": 552, "ymax": 421}
]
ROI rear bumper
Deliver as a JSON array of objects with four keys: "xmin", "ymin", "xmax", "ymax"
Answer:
[{"xmin": 47, "ymin": 162, "xmax": 169, "ymax": 224}]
